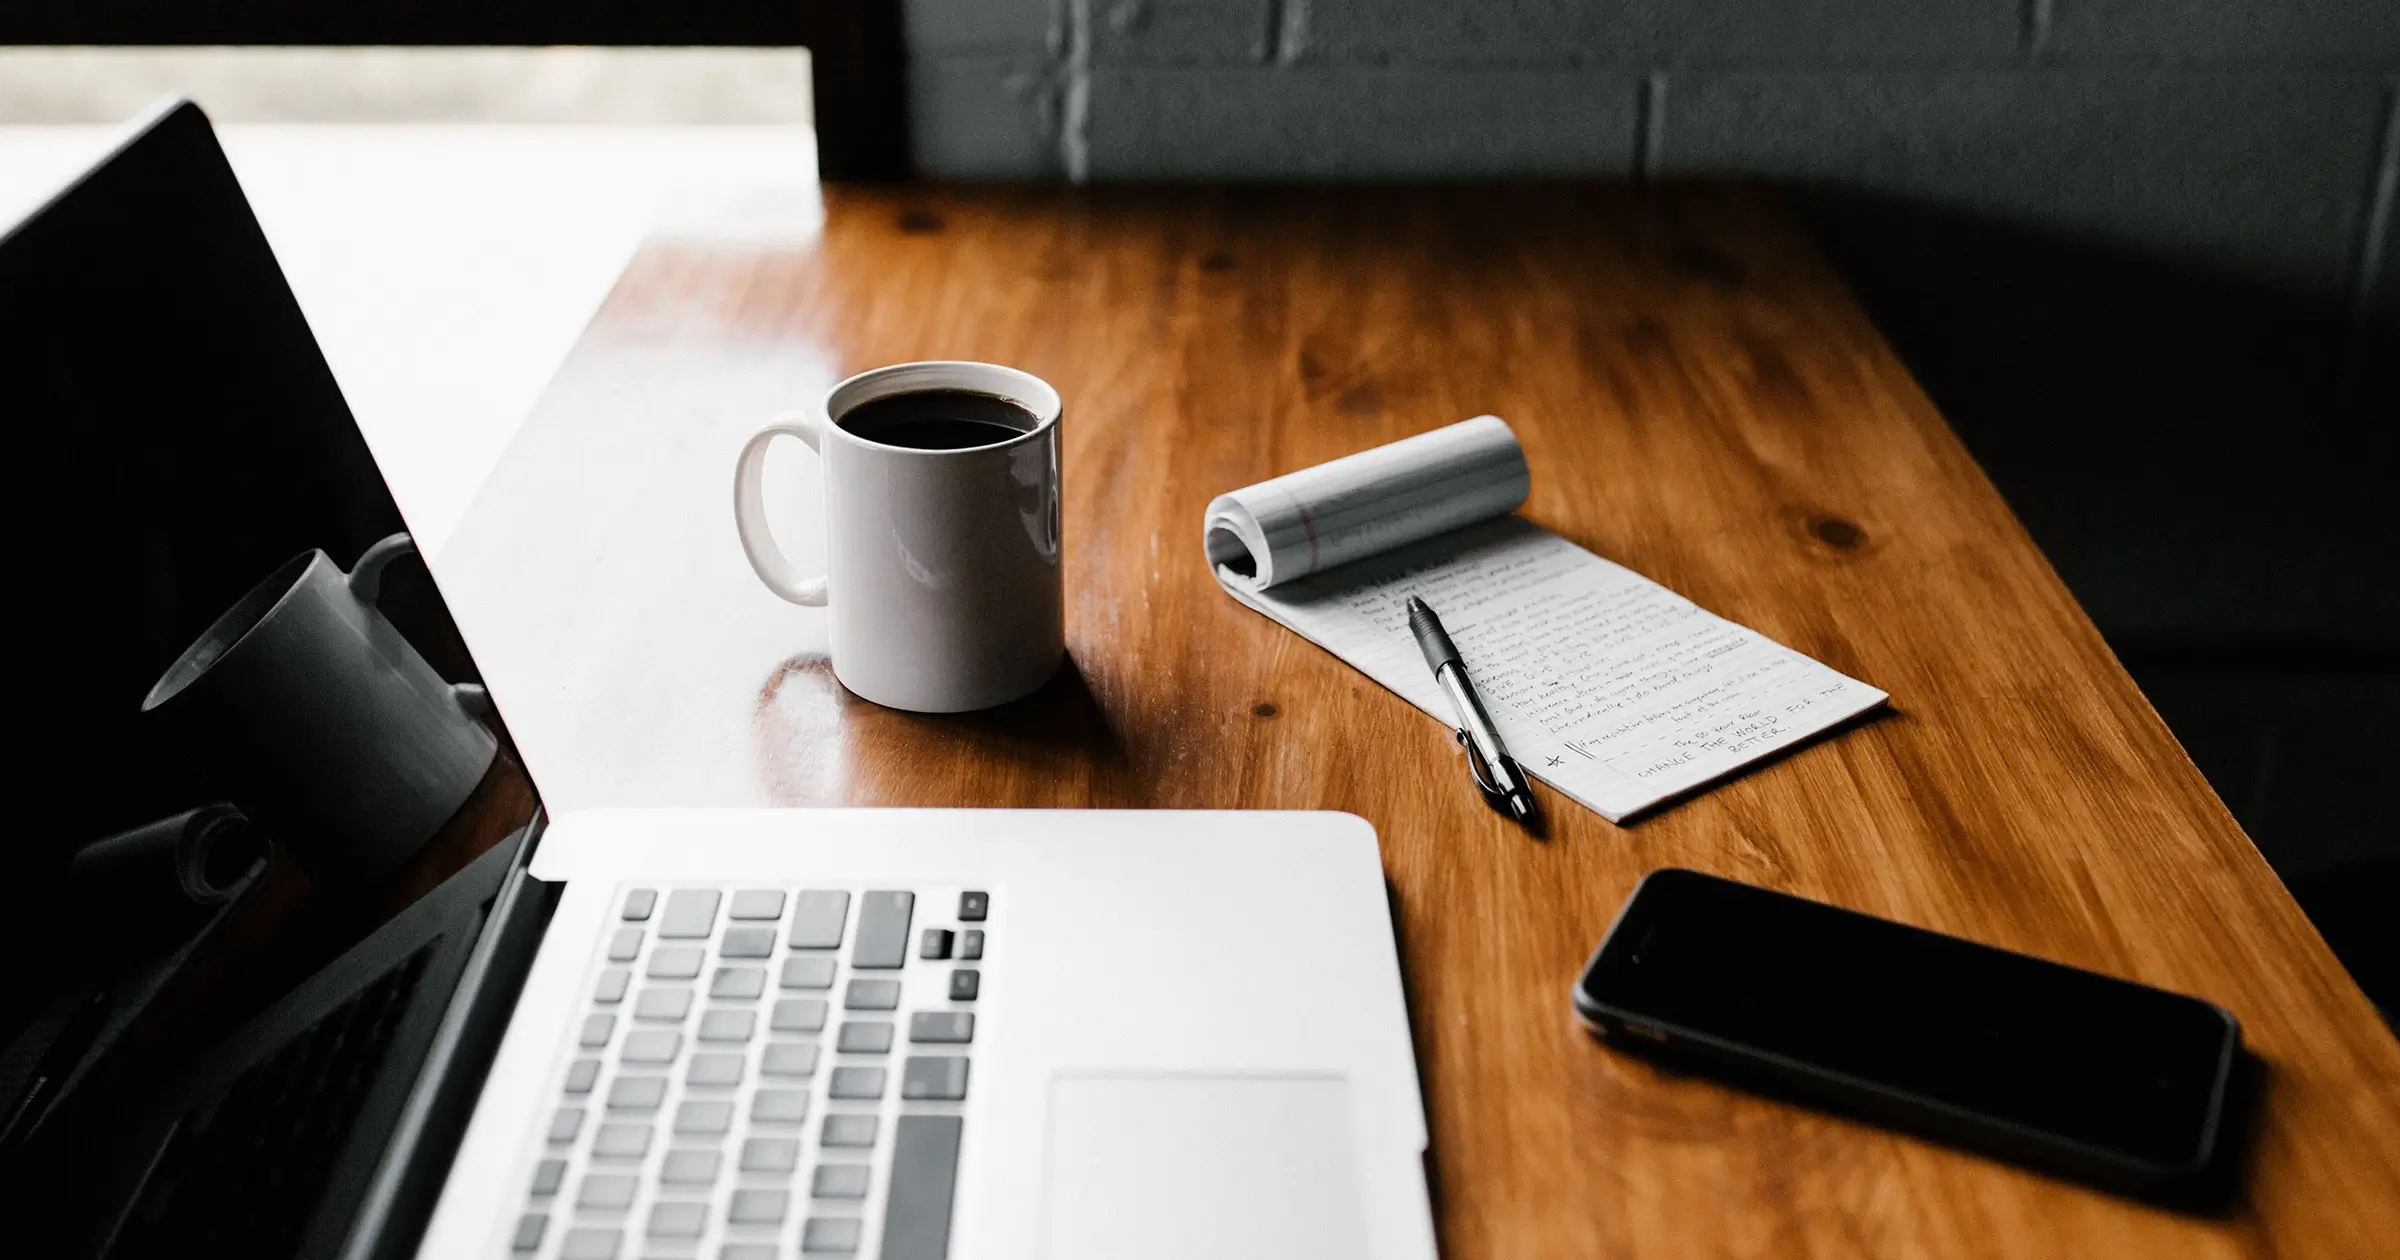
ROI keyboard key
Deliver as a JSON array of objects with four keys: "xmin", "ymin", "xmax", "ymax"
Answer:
[
  {"xmin": 838, "ymin": 1021, "xmax": 894, "ymax": 1053},
  {"xmin": 828, "ymin": 1066, "xmax": 885, "ymax": 1100},
  {"xmin": 561, "ymin": 1226, "xmax": 620, "ymax": 1260},
  {"xmin": 659, "ymin": 889, "xmax": 722, "ymax": 939},
  {"xmin": 607, "ymin": 1075, "xmax": 666, "ymax": 1112},
  {"xmin": 580, "ymin": 1013, "xmax": 616, "ymax": 1047},
  {"xmin": 712, "ymin": 966, "xmax": 767, "ymax": 999},
  {"xmin": 621, "ymin": 1031, "xmax": 682, "ymax": 1064},
  {"xmin": 789, "ymin": 890, "xmax": 851, "ymax": 949},
  {"xmin": 958, "ymin": 930, "xmax": 984, "ymax": 961},
  {"xmin": 660, "ymin": 1148, "xmax": 720, "ymax": 1185},
  {"xmin": 751, "ymin": 1089, "xmax": 809, "ymax": 1124},
  {"xmin": 513, "ymin": 1212, "xmax": 547, "ymax": 1251},
  {"xmin": 761, "ymin": 1042, "xmax": 821, "ymax": 1077},
  {"xmin": 648, "ymin": 1200, "xmax": 707, "ymax": 1239},
  {"xmin": 676, "ymin": 1099, "xmax": 734, "ymax": 1135},
  {"xmin": 647, "ymin": 946, "xmax": 704, "ymax": 979},
  {"xmin": 531, "ymin": 1158, "xmax": 568, "ymax": 1196},
  {"xmin": 909, "ymin": 1012, "xmax": 974, "ymax": 1044},
  {"xmin": 594, "ymin": 1121, "xmax": 653, "ymax": 1159},
  {"xmin": 687, "ymin": 1053, "xmax": 744, "ymax": 1087},
  {"xmin": 579, "ymin": 1172, "xmax": 637, "ymax": 1210},
  {"xmin": 820, "ymin": 1113, "xmax": 878, "ymax": 1147},
  {"xmin": 811, "ymin": 1163, "xmax": 871, "ymax": 1199},
  {"xmin": 919, "ymin": 929, "xmax": 953, "ymax": 960},
  {"xmin": 607, "ymin": 928, "xmax": 642, "ymax": 962},
  {"xmin": 948, "ymin": 970, "xmax": 980, "ymax": 1002},
  {"xmin": 636, "ymin": 988, "xmax": 693, "ymax": 1022},
  {"xmin": 721, "ymin": 926, "xmax": 776, "ymax": 958},
  {"xmin": 882, "ymin": 1116, "xmax": 964, "ymax": 1260},
  {"xmin": 741, "ymin": 1136, "xmax": 800, "ymax": 1172},
  {"xmin": 780, "ymin": 956, "xmax": 836, "ymax": 990},
  {"xmin": 729, "ymin": 889, "xmax": 787, "ymax": 920},
  {"xmin": 700, "ymin": 1009, "xmax": 758, "ymax": 1042},
  {"xmin": 730, "ymin": 1188, "xmax": 790, "ymax": 1225},
  {"xmin": 772, "ymin": 998, "xmax": 828, "ymax": 1032},
  {"xmin": 901, "ymin": 1056, "xmax": 970, "ymax": 1101},
  {"xmin": 720, "ymin": 1247, "xmax": 777, "ymax": 1260},
  {"xmin": 852, "ymin": 892, "xmax": 913, "ymax": 968},
  {"xmin": 548, "ymin": 1107, "xmax": 585, "ymax": 1143},
  {"xmin": 958, "ymin": 891, "xmax": 988, "ymax": 922},
  {"xmin": 802, "ymin": 1216, "xmax": 862, "ymax": 1255},
  {"xmin": 844, "ymin": 979, "xmax": 900, "ymax": 1011},
  {"xmin": 594, "ymin": 969, "xmax": 631, "ymax": 1004},
  {"xmin": 622, "ymin": 889, "xmax": 657, "ymax": 921},
  {"xmin": 566, "ymin": 1058, "xmax": 602, "ymax": 1092}
]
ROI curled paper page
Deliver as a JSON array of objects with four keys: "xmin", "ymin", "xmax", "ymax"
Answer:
[{"xmin": 1204, "ymin": 415, "xmax": 1531, "ymax": 591}]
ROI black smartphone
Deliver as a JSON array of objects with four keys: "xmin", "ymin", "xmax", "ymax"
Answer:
[{"xmin": 1573, "ymin": 869, "xmax": 2244, "ymax": 1199}]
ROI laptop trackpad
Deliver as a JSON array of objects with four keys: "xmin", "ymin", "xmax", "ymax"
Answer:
[{"xmin": 1041, "ymin": 1073, "xmax": 1371, "ymax": 1260}]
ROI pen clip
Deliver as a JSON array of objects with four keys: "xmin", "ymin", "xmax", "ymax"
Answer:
[{"xmin": 1454, "ymin": 729, "xmax": 1505, "ymax": 798}]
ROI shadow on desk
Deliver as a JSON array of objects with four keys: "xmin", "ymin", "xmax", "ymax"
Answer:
[
  {"xmin": 1800, "ymin": 191, "xmax": 2400, "ymax": 1017},
  {"xmin": 1587, "ymin": 1021, "xmax": 2268, "ymax": 1217}
]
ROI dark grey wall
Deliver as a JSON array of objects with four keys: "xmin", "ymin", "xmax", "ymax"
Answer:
[{"xmin": 905, "ymin": 0, "xmax": 2400, "ymax": 309}]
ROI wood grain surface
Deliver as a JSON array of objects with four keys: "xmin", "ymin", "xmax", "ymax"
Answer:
[{"xmin": 436, "ymin": 184, "xmax": 2400, "ymax": 1257}]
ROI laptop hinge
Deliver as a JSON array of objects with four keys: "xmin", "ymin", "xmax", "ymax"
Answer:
[{"xmin": 337, "ymin": 811, "xmax": 559, "ymax": 1260}]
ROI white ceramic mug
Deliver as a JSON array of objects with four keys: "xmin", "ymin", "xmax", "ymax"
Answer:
[
  {"xmin": 141, "ymin": 533, "xmax": 498, "ymax": 885},
  {"xmin": 733, "ymin": 361, "xmax": 1065, "ymax": 713}
]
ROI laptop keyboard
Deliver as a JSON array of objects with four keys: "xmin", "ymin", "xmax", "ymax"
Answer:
[{"xmin": 514, "ymin": 887, "xmax": 987, "ymax": 1260}]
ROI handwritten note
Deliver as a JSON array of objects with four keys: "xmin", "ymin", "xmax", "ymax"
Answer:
[{"xmin": 1222, "ymin": 516, "xmax": 1886, "ymax": 821}]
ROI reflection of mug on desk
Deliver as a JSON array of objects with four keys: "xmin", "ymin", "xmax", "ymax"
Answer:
[{"xmin": 142, "ymin": 533, "xmax": 496, "ymax": 885}]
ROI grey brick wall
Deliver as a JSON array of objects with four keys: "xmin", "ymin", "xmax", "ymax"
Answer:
[
  {"xmin": 1084, "ymin": 66, "xmax": 1641, "ymax": 178},
  {"xmin": 906, "ymin": 0, "xmax": 2400, "ymax": 313},
  {"xmin": 1296, "ymin": 0, "xmax": 2021, "ymax": 64},
  {"xmin": 1656, "ymin": 70, "xmax": 2389, "ymax": 296}
]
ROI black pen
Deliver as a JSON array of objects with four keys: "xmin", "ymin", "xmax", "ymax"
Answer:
[{"xmin": 1406, "ymin": 596, "xmax": 1538, "ymax": 824}]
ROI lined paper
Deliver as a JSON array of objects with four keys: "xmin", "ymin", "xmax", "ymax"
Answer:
[{"xmin": 1209, "ymin": 421, "xmax": 1886, "ymax": 821}]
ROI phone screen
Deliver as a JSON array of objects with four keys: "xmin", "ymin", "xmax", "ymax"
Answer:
[{"xmin": 1578, "ymin": 870, "xmax": 2238, "ymax": 1170}]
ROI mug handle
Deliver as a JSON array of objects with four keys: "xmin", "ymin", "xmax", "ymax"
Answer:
[
  {"xmin": 346, "ymin": 532, "xmax": 417, "ymax": 605},
  {"xmin": 345, "ymin": 532, "xmax": 494, "ymax": 720},
  {"xmin": 733, "ymin": 409, "xmax": 831, "ymax": 606}
]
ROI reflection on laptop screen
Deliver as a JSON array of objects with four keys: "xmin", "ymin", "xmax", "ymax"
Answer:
[{"xmin": 0, "ymin": 102, "xmax": 482, "ymax": 1047}]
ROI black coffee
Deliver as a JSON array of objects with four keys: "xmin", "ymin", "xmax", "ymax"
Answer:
[{"xmin": 837, "ymin": 389, "xmax": 1036, "ymax": 450}]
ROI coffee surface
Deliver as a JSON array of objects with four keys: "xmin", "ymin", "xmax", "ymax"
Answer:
[{"xmin": 838, "ymin": 389, "xmax": 1036, "ymax": 450}]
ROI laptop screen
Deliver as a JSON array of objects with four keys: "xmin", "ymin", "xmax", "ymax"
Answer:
[{"xmin": 0, "ymin": 102, "xmax": 490, "ymax": 1047}]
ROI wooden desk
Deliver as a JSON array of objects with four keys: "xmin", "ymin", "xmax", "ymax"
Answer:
[{"xmin": 438, "ymin": 185, "xmax": 2400, "ymax": 1257}]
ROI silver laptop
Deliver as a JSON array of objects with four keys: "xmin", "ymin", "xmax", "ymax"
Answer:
[
  {"xmin": 420, "ymin": 809, "xmax": 1432, "ymax": 1260},
  {"xmin": 3, "ymin": 101, "xmax": 1434, "ymax": 1260}
]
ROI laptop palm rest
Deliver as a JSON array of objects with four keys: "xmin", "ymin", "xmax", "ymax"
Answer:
[{"xmin": 1040, "ymin": 1073, "xmax": 1371, "ymax": 1260}]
